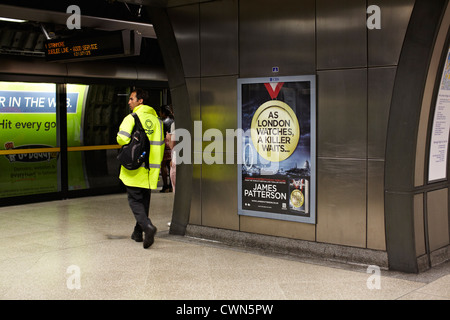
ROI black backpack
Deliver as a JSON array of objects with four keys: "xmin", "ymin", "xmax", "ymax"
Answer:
[{"xmin": 117, "ymin": 113, "xmax": 150, "ymax": 170}]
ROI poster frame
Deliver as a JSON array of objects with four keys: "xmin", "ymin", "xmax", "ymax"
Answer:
[
  {"xmin": 237, "ymin": 75, "xmax": 316, "ymax": 224},
  {"xmin": 428, "ymin": 47, "xmax": 450, "ymax": 183}
]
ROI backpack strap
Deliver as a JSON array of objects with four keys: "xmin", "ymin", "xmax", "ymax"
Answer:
[
  {"xmin": 131, "ymin": 113, "xmax": 143, "ymax": 131},
  {"xmin": 131, "ymin": 113, "xmax": 150, "ymax": 169}
]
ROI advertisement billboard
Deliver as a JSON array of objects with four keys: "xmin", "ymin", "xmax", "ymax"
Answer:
[
  {"xmin": 237, "ymin": 76, "xmax": 316, "ymax": 224},
  {"xmin": 0, "ymin": 82, "xmax": 88, "ymax": 197}
]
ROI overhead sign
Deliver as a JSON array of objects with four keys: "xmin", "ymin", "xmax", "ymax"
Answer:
[
  {"xmin": 44, "ymin": 30, "xmax": 141, "ymax": 62},
  {"xmin": 0, "ymin": 91, "xmax": 78, "ymax": 113}
]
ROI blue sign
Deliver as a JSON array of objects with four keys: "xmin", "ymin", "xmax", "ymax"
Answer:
[{"xmin": 0, "ymin": 91, "xmax": 78, "ymax": 113}]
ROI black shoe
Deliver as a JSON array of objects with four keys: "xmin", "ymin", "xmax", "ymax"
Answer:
[
  {"xmin": 143, "ymin": 224, "xmax": 157, "ymax": 249},
  {"xmin": 131, "ymin": 229, "xmax": 143, "ymax": 242}
]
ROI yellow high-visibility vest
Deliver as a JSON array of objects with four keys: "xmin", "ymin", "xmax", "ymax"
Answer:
[{"xmin": 117, "ymin": 104, "xmax": 165, "ymax": 189}]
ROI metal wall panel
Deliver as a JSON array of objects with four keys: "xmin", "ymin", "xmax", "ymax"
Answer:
[
  {"xmin": 168, "ymin": 4, "xmax": 201, "ymax": 78},
  {"xmin": 239, "ymin": 0, "xmax": 315, "ymax": 77},
  {"xmin": 414, "ymin": 193, "xmax": 426, "ymax": 257},
  {"xmin": 367, "ymin": 160, "xmax": 386, "ymax": 250},
  {"xmin": 189, "ymin": 163, "xmax": 202, "ymax": 225},
  {"xmin": 136, "ymin": 66, "xmax": 169, "ymax": 82},
  {"xmin": 316, "ymin": 158, "xmax": 367, "ymax": 248},
  {"xmin": 186, "ymin": 78, "xmax": 202, "ymax": 225},
  {"xmin": 201, "ymin": 160, "xmax": 239, "ymax": 230},
  {"xmin": 200, "ymin": 75, "xmax": 238, "ymax": 229},
  {"xmin": 317, "ymin": 69, "xmax": 367, "ymax": 159},
  {"xmin": 368, "ymin": 0, "xmax": 415, "ymax": 67},
  {"xmin": 368, "ymin": 67, "xmax": 397, "ymax": 159},
  {"xmin": 200, "ymin": 0, "xmax": 238, "ymax": 77},
  {"xmin": 317, "ymin": 0, "xmax": 367, "ymax": 70},
  {"xmin": 200, "ymin": 76, "xmax": 238, "ymax": 150},
  {"xmin": 240, "ymin": 215, "xmax": 316, "ymax": 241},
  {"xmin": 186, "ymin": 78, "xmax": 202, "ymax": 150},
  {"xmin": 427, "ymin": 189, "xmax": 450, "ymax": 252}
]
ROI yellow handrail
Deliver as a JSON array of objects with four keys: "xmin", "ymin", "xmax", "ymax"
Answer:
[
  {"xmin": 0, "ymin": 148, "xmax": 60, "ymax": 155},
  {"xmin": 67, "ymin": 145, "xmax": 121, "ymax": 151}
]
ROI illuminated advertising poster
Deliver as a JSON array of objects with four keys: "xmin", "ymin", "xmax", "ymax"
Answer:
[
  {"xmin": 429, "ymin": 48, "xmax": 450, "ymax": 182},
  {"xmin": 237, "ymin": 76, "xmax": 316, "ymax": 224},
  {"xmin": 0, "ymin": 82, "xmax": 88, "ymax": 197}
]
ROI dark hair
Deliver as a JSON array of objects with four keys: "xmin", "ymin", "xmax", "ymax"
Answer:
[
  {"xmin": 160, "ymin": 104, "xmax": 174, "ymax": 118},
  {"xmin": 132, "ymin": 88, "xmax": 149, "ymax": 104}
]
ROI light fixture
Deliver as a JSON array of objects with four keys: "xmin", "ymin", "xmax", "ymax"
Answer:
[
  {"xmin": 40, "ymin": 23, "xmax": 52, "ymax": 40},
  {"xmin": 0, "ymin": 17, "xmax": 27, "ymax": 23}
]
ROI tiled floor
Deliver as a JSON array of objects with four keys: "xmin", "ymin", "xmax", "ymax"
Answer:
[{"xmin": 0, "ymin": 192, "xmax": 449, "ymax": 300}]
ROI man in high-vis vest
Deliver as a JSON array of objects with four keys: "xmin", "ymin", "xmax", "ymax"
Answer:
[{"xmin": 117, "ymin": 88, "xmax": 164, "ymax": 249}]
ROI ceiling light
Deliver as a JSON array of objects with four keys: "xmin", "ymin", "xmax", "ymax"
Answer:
[{"xmin": 0, "ymin": 17, "xmax": 27, "ymax": 23}]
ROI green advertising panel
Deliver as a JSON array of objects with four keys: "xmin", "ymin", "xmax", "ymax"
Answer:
[{"xmin": 0, "ymin": 82, "xmax": 88, "ymax": 197}]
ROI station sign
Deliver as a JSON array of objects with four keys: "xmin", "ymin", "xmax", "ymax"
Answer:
[{"xmin": 44, "ymin": 30, "xmax": 141, "ymax": 62}]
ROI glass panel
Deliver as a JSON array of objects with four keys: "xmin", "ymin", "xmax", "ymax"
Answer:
[
  {"xmin": 66, "ymin": 84, "xmax": 165, "ymax": 192},
  {"xmin": 67, "ymin": 84, "xmax": 130, "ymax": 191},
  {"xmin": 66, "ymin": 83, "xmax": 88, "ymax": 190},
  {"xmin": 0, "ymin": 81, "xmax": 167, "ymax": 198},
  {"xmin": 0, "ymin": 81, "xmax": 58, "ymax": 198}
]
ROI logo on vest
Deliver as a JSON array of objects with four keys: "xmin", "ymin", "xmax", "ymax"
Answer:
[{"xmin": 145, "ymin": 119, "xmax": 154, "ymax": 135}]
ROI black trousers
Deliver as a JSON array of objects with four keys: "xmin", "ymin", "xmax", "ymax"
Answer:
[{"xmin": 126, "ymin": 186, "xmax": 152, "ymax": 232}]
